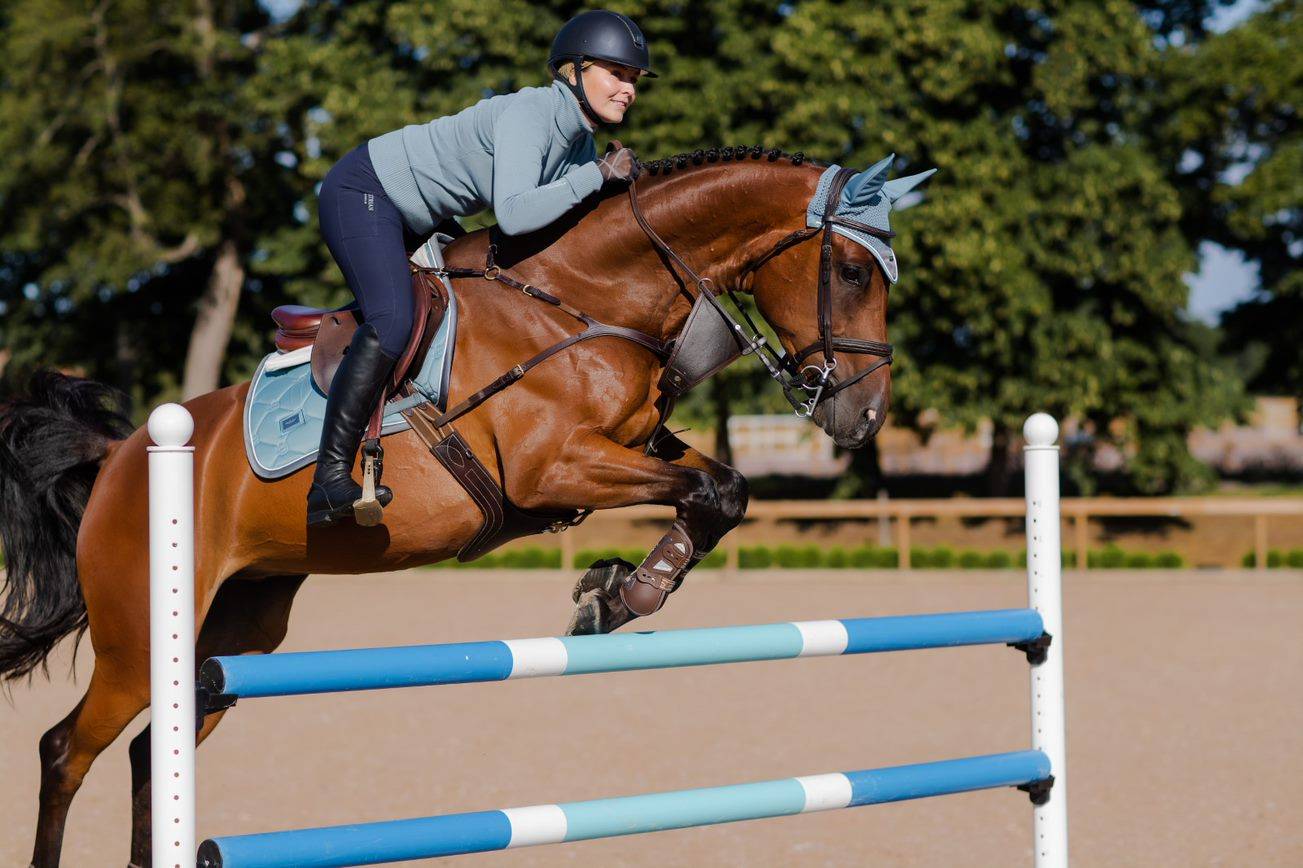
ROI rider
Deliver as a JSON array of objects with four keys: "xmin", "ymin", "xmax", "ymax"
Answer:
[{"xmin": 308, "ymin": 10, "xmax": 654, "ymax": 528}]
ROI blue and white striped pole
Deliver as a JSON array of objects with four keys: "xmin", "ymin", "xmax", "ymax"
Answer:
[
  {"xmin": 196, "ymin": 751, "xmax": 1051, "ymax": 868},
  {"xmin": 200, "ymin": 609, "xmax": 1045, "ymax": 700}
]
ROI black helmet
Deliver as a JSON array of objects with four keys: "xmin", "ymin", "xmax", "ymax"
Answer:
[{"xmin": 548, "ymin": 10, "xmax": 657, "ymax": 79}]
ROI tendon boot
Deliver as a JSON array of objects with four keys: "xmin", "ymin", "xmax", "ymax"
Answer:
[{"xmin": 307, "ymin": 323, "xmax": 397, "ymax": 527}]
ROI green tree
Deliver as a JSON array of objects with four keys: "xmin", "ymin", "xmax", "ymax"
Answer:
[
  {"xmin": 0, "ymin": 0, "xmax": 312, "ymax": 405},
  {"xmin": 1159, "ymin": 0, "xmax": 1302, "ymax": 408},
  {"xmin": 760, "ymin": 0, "xmax": 1248, "ymax": 494}
]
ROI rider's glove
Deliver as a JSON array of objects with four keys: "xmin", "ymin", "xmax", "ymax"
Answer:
[{"xmin": 596, "ymin": 140, "xmax": 640, "ymax": 183}]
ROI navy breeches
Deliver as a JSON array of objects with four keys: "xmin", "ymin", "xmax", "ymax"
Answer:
[{"xmin": 318, "ymin": 144, "xmax": 422, "ymax": 357}]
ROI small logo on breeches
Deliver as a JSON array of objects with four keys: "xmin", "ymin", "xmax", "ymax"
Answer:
[{"xmin": 363, "ymin": 193, "xmax": 374, "ymax": 211}]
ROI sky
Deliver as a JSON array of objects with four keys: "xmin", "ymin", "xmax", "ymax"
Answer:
[
  {"xmin": 259, "ymin": 0, "xmax": 1269, "ymax": 326},
  {"xmin": 1181, "ymin": 0, "xmax": 1267, "ymax": 324}
]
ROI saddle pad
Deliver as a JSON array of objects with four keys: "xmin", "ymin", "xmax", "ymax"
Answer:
[{"xmin": 242, "ymin": 281, "xmax": 459, "ymax": 480}]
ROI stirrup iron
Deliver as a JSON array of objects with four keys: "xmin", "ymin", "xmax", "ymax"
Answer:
[{"xmin": 353, "ymin": 439, "xmax": 385, "ymax": 526}]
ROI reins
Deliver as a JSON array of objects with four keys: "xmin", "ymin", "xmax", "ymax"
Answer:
[{"xmin": 429, "ymin": 163, "xmax": 897, "ymax": 433}]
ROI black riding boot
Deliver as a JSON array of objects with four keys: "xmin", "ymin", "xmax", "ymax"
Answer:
[{"xmin": 307, "ymin": 323, "xmax": 397, "ymax": 527}]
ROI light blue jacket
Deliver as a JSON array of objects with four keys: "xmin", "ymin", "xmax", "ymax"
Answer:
[{"xmin": 367, "ymin": 81, "xmax": 604, "ymax": 236}]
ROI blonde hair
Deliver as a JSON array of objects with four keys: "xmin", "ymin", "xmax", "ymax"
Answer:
[{"xmin": 555, "ymin": 59, "xmax": 594, "ymax": 84}]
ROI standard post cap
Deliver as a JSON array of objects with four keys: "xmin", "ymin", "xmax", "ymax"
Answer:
[
  {"xmin": 147, "ymin": 403, "xmax": 194, "ymax": 448},
  {"xmin": 1022, "ymin": 413, "xmax": 1058, "ymax": 448}
]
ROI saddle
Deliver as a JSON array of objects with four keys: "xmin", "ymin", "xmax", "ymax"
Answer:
[{"xmin": 270, "ymin": 274, "xmax": 447, "ymax": 401}]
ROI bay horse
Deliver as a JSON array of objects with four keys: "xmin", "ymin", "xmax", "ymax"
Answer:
[{"xmin": 2, "ymin": 147, "xmax": 912, "ymax": 866}]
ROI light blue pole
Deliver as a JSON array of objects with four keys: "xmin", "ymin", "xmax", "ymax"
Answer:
[
  {"xmin": 197, "ymin": 750, "xmax": 1051, "ymax": 868},
  {"xmin": 201, "ymin": 609, "xmax": 1044, "ymax": 700}
]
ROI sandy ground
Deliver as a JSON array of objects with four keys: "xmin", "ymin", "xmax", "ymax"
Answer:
[{"xmin": 4, "ymin": 569, "xmax": 1302, "ymax": 867}]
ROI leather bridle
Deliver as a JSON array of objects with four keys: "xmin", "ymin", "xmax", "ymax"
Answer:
[
  {"xmin": 430, "ymin": 165, "xmax": 897, "ymax": 433},
  {"xmin": 627, "ymin": 165, "xmax": 894, "ymax": 417}
]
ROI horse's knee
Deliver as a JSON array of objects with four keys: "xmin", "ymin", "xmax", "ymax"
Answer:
[
  {"xmin": 715, "ymin": 466, "xmax": 749, "ymax": 530},
  {"xmin": 679, "ymin": 469, "xmax": 722, "ymax": 522}
]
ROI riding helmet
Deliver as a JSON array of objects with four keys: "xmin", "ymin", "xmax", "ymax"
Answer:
[
  {"xmin": 548, "ymin": 10, "xmax": 657, "ymax": 79},
  {"xmin": 548, "ymin": 10, "xmax": 656, "ymax": 126}
]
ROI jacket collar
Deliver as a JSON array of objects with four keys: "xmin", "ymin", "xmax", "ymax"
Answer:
[{"xmin": 552, "ymin": 80, "xmax": 594, "ymax": 140}]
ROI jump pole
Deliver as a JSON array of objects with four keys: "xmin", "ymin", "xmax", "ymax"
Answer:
[
  {"xmin": 198, "ymin": 608, "xmax": 1047, "ymax": 700},
  {"xmin": 148, "ymin": 404, "xmax": 197, "ymax": 868}
]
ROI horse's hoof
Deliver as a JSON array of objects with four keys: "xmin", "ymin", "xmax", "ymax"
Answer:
[
  {"xmin": 565, "ymin": 589, "xmax": 607, "ymax": 636},
  {"xmin": 565, "ymin": 587, "xmax": 636, "ymax": 636},
  {"xmin": 565, "ymin": 558, "xmax": 638, "ymax": 635},
  {"xmin": 571, "ymin": 558, "xmax": 636, "ymax": 603}
]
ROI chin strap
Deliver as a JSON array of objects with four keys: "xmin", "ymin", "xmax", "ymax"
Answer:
[{"xmin": 556, "ymin": 63, "xmax": 611, "ymax": 129}]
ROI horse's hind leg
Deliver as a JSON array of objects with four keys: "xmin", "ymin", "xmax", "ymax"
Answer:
[
  {"xmin": 31, "ymin": 655, "xmax": 150, "ymax": 868},
  {"xmin": 127, "ymin": 573, "xmax": 308, "ymax": 867}
]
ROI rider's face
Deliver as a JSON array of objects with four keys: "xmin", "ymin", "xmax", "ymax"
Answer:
[{"xmin": 575, "ymin": 60, "xmax": 640, "ymax": 125}]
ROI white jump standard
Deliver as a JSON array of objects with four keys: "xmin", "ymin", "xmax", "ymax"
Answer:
[{"xmin": 148, "ymin": 407, "xmax": 1068, "ymax": 867}]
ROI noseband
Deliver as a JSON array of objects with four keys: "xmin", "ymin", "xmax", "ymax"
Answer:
[{"xmin": 628, "ymin": 166, "xmax": 894, "ymax": 417}]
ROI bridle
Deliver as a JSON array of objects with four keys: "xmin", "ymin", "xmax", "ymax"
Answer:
[{"xmin": 627, "ymin": 165, "xmax": 894, "ymax": 417}]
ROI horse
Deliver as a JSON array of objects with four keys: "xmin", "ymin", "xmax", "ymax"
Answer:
[{"xmin": 1, "ymin": 146, "xmax": 918, "ymax": 866}]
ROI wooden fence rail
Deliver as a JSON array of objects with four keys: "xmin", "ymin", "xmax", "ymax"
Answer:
[{"xmin": 553, "ymin": 498, "xmax": 1303, "ymax": 572}]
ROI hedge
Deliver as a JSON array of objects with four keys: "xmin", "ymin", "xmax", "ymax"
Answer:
[
  {"xmin": 427, "ymin": 543, "xmax": 1188, "ymax": 569},
  {"xmin": 1241, "ymin": 548, "xmax": 1303, "ymax": 568}
]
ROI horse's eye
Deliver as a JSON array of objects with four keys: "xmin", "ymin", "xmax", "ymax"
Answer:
[{"xmin": 840, "ymin": 264, "xmax": 864, "ymax": 285}]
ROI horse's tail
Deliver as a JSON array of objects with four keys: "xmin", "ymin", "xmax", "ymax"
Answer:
[{"xmin": 0, "ymin": 370, "xmax": 133, "ymax": 682}]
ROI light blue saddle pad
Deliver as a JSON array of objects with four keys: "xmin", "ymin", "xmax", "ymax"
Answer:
[{"xmin": 243, "ymin": 285, "xmax": 459, "ymax": 480}]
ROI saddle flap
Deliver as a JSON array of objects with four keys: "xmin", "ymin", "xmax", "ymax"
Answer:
[
  {"xmin": 309, "ymin": 308, "xmax": 361, "ymax": 395},
  {"xmin": 364, "ymin": 269, "xmax": 448, "ymax": 439},
  {"xmin": 658, "ymin": 293, "xmax": 746, "ymax": 396}
]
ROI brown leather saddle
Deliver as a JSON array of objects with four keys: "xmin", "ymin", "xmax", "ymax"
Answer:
[{"xmin": 270, "ymin": 267, "xmax": 447, "ymax": 400}]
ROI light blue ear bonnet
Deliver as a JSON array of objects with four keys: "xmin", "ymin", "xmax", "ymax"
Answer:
[{"xmin": 805, "ymin": 156, "xmax": 936, "ymax": 284}]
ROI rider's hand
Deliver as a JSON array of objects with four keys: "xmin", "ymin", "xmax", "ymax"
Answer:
[{"xmin": 597, "ymin": 140, "xmax": 640, "ymax": 183}]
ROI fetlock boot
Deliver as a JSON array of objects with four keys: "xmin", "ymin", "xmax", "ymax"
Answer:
[{"xmin": 307, "ymin": 323, "xmax": 397, "ymax": 527}]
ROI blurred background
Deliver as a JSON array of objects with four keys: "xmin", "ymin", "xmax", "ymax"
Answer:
[{"xmin": 1, "ymin": 0, "xmax": 1299, "ymax": 567}]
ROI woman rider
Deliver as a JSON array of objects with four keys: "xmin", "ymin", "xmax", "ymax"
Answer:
[{"xmin": 309, "ymin": 10, "xmax": 655, "ymax": 528}]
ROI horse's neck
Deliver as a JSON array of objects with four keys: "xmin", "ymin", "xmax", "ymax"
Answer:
[{"xmin": 544, "ymin": 166, "xmax": 815, "ymax": 341}]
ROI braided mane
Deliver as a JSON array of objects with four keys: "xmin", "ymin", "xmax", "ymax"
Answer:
[{"xmin": 640, "ymin": 145, "xmax": 829, "ymax": 177}]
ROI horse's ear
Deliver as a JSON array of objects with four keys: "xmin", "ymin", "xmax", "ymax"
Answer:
[
  {"xmin": 883, "ymin": 169, "xmax": 937, "ymax": 202},
  {"xmin": 841, "ymin": 154, "xmax": 894, "ymax": 209}
]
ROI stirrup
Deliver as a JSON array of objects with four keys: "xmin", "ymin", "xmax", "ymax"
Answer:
[{"xmin": 353, "ymin": 439, "xmax": 386, "ymax": 526}]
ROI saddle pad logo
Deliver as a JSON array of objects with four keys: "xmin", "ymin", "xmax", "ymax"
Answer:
[{"xmin": 280, "ymin": 411, "xmax": 305, "ymax": 432}]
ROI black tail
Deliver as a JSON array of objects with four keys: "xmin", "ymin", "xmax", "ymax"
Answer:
[{"xmin": 0, "ymin": 370, "xmax": 132, "ymax": 682}]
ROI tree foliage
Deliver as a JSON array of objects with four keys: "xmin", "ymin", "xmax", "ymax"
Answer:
[{"xmin": 1158, "ymin": 0, "xmax": 1301, "ymax": 405}]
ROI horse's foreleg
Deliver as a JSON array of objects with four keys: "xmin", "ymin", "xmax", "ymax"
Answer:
[
  {"xmin": 618, "ymin": 434, "xmax": 749, "ymax": 616},
  {"xmin": 519, "ymin": 432, "xmax": 744, "ymax": 634},
  {"xmin": 648, "ymin": 432, "xmax": 750, "ymax": 555},
  {"xmin": 127, "ymin": 574, "xmax": 307, "ymax": 867}
]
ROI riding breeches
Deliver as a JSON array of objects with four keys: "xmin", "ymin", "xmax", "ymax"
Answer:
[{"xmin": 318, "ymin": 144, "xmax": 424, "ymax": 357}]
